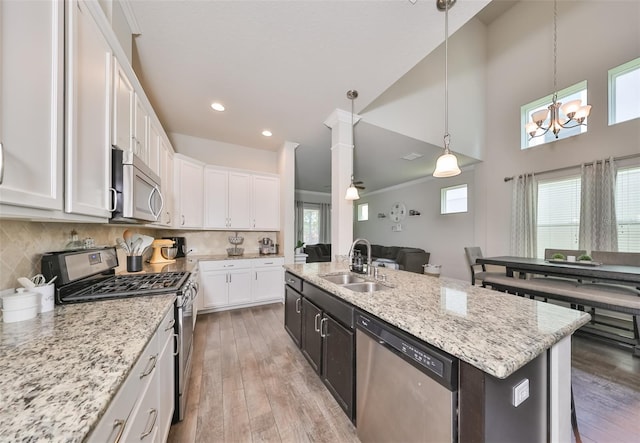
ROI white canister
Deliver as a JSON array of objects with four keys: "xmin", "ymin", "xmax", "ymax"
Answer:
[
  {"xmin": 2, "ymin": 288, "xmax": 40, "ymax": 323},
  {"xmin": 423, "ymin": 264, "xmax": 442, "ymax": 277},
  {"xmin": 33, "ymin": 284, "xmax": 55, "ymax": 313}
]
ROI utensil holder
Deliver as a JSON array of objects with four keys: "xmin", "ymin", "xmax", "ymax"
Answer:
[{"xmin": 127, "ymin": 256, "xmax": 143, "ymax": 272}]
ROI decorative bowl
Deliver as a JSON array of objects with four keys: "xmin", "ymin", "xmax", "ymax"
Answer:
[{"xmin": 226, "ymin": 247, "xmax": 244, "ymax": 256}]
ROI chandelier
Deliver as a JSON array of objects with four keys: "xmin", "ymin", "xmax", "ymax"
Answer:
[
  {"xmin": 525, "ymin": 0, "xmax": 592, "ymax": 140},
  {"xmin": 433, "ymin": 0, "xmax": 461, "ymax": 178}
]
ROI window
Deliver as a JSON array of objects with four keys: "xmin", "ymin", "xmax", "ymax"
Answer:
[
  {"xmin": 357, "ymin": 203, "xmax": 368, "ymax": 221},
  {"xmin": 521, "ymin": 81, "xmax": 588, "ymax": 149},
  {"xmin": 535, "ymin": 167, "xmax": 640, "ymax": 257},
  {"xmin": 441, "ymin": 184, "xmax": 467, "ymax": 214},
  {"xmin": 609, "ymin": 57, "xmax": 640, "ymax": 125},
  {"xmin": 616, "ymin": 167, "xmax": 640, "ymax": 252},
  {"xmin": 536, "ymin": 177, "xmax": 581, "ymax": 258},
  {"xmin": 302, "ymin": 205, "xmax": 320, "ymax": 245}
]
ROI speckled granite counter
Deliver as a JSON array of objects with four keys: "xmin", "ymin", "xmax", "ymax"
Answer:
[
  {"xmin": 0, "ymin": 294, "xmax": 175, "ymax": 442},
  {"xmin": 285, "ymin": 262, "xmax": 591, "ymax": 379}
]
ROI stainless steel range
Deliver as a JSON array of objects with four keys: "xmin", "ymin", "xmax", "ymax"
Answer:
[{"xmin": 41, "ymin": 247, "xmax": 197, "ymax": 422}]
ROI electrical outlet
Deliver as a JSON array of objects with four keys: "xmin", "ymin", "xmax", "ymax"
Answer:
[{"xmin": 512, "ymin": 378, "xmax": 530, "ymax": 407}]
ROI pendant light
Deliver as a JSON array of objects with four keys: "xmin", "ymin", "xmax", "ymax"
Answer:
[
  {"xmin": 345, "ymin": 89, "xmax": 361, "ymax": 200},
  {"xmin": 433, "ymin": 0, "xmax": 461, "ymax": 178}
]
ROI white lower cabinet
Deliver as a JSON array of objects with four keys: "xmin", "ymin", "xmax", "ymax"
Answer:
[
  {"xmin": 200, "ymin": 258, "xmax": 284, "ymax": 311},
  {"xmin": 88, "ymin": 308, "xmax": 174, "ymax": 443}
]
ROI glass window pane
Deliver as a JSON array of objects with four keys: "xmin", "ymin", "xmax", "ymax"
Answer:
[
  {"xmin": 441, "ymin": 184, "xmax": 468, "ymax": 214},
  {"xmin": 302, "ymin": 208, "xmax": 320, "ymax": 245},
  {"xmin": 357, "ymin": 203, "xmax": 368, "ymax": 221},
  {"xmin": 616, "ymin": 167, "xmax": 640, "ymax": 252},
  {"xmin": 536, "ymin": 177, "xmax": 581, "ymax": 258}
]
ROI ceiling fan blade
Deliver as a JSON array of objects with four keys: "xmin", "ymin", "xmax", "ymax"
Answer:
[{"xmin": 355, "ymin": 185, "xmax": 365, "ymax": 190}]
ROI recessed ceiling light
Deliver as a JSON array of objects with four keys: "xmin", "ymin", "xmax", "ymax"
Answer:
[
  {"xmin": 210, "ymin": 102, "xmax": 225, "ymax": 112},
  {"xmin": 402, "ymin": 152, "xmax": 423, "ymax": 161},
  {"xmin": 262, "ymin": 130, "xmax": 273, "ymax": 137}
]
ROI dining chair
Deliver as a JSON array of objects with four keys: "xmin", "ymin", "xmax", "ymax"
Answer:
[
  {"xmin": 591, "ymin": 251, "xmax": 640, "ymax": 267},
  {"xmin": 464, "ymin": 247, "xmax": 505, "ymax": 286}
]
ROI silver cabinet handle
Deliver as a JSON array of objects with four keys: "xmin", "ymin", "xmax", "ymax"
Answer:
[
  {"xmin": 320, "ymin": 317, "xmax": 328, "ymax": 338},
  {"xmin": 165, "ymin": 318, "xmax": 175, "ymax": 331},
  {"xmin": 263, "ymin": 262, "xmax": 274, "ymax": 265},
  {"xmin": 173, "ymin": 333, "xmax": 179, "ymax": 356},
  {"xmin": 140, "ymin": 408, "xmax": 158, "ymax": 439},
  {"xmin": 314, "ymin": 313, "xmax": 321, "ymax": 332},
  {"xmin": 0, "ymin": 142, "xmax": 4, "ymax": 185},
  {"xmin": 181, "ymin": 215, "xmax": 185, "ymax": 226},
  {"xmin": 140, "ymin": 354, "xmax": 158, "ymax": 379},
  {"xmin": 286, "ymin": 278, "xmax": 295, "ymax": 284},
  {"xmin": 112, "ymin": 418, "xmax": 127, "ymax": 443},
  {"xmin": 109, "ymin": 187, "xmax": 117, "ymax": 212},
  {"xmin": 255, "ymin": 271, "xmax": 257, "ymax": 280},
  {"xmin": 229, "ymin": 274, "xmax": 232, "ymax": 283},
  {"xmin": 295, "ymin": 297, "xmax": 301, "ymax": 314}
]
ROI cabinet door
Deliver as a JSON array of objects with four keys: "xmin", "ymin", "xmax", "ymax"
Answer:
[
  {"xmin": 321, "ymin": 315, "xmax": 355, "ymax": 419},
  {"xmin": 228, "ymin": 171, "xmax": 251, "ymax": 229},
  {"xmin": 252, "ymin": 175, "xmax": 280, "ymax": 230},
  {"xmin": 227, "ymin": 268, "xmax": 252, "ymax": 305},
  {"xmin": 147, "ymin": 123, "xmax": 161, "ymax": 176},
  {"xmin": 201, "ymin": 270, "xmax": 228, "ymax": 309},
  {"xmin": 254, "ymin": 266, "xmax": 284, "ymax": 302},
  {"xmin": 284, "ymin": 286, "xmax": 302, "ymax": 347},
  {"xmin": 133, "ymin": 94, "xmax": 149, "ymax": 163},
  {"xmin": 159, "ymin": 140, "xmax": 173, "ymax": 226},
  {"xmin": 0, "ymin": 0, "xmax": 63, "ymax": 211},
  {"xmin": 175, "ymin": 157, "xmax": 203, "ymax": 228},
  {"xmin": 301, "ymin": 298, "xmax": 322, "ymax": 373},
  {"xmin": 204, "ymin": 167, "xmax": 228, "ymax": 229},
  {"xmin": 112, "ymin": 59, "xmax": 133, "ymax": 152},
  {"xmin": 65, "ymin": 0, "xmax": 112, "ymax": 218}
]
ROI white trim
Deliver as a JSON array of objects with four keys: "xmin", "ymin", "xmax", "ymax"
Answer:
[
  {"xmin": 608, "ymin": 57, "xmax": 640, "ymax": 126},
  {"xmin": 549, "ymin": 336, "xmax": 572, "ymax": 443},
  {"xmin": 119, "ymin": 0, "xmax": 141, "ymax": 35},
  {"xmin": 323, "ymin": 108, "xmax": 361, "ymax": 129}
]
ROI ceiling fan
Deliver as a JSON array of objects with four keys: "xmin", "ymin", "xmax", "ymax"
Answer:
[{"xmin": 351, "ymin": 179, "xmax": 365, "ymax": 190}]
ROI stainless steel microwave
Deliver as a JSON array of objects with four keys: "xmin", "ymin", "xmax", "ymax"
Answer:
[{"xmin": 111, "ymin": 149, "xmax": 163, "ymax": 223}]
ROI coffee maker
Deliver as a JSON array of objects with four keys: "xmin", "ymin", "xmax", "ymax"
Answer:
[
  {"xmin": 162, "ymin": 236, "xmax": 187, "ymax": 258},
  {"xmin": 259, "ymin": 237, "xmax": 276, "ymax": 255}
]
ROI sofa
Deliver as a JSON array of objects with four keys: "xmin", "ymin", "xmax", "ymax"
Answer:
[
  {"xmin": 305, "ymin": 243, "xmax": 430, "ymax": 274},
  {"xmin": 304, "ymin": 243, "xmax": 332, "ymax": 263},
  {"xmin": 354, "ymin": 244, "xmax": 430, "ymax": 274}
]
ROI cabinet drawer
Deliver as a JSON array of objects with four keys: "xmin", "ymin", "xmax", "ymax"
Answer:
[
  {"xmin": 303, "ymin": 283, "xmax": 354, "ymax": 329},
  {"xmin": 284, "ymin": 272, "xmax": 302, "ymax": 292},
  {"xmin": 158, "ymin": 308, "xmax": 175, "ymax": 353},
  {"xmin": 199, "ymin": 259, "xmax": 253, "ymax": 271},
  {"xmin": 254, "ymin": 257, "xmax": 284, "ymax": 268}
]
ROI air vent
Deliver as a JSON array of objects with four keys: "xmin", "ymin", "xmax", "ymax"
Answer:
[{"xmin": 402, "ymin": 152, "xmax": 423, "ymax": 161}]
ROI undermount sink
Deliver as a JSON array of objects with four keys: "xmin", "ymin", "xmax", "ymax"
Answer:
[
  {"xmin": 321, "ymin": 273, "xmax": 365, "ymax": 285},
  {"xmin": 342, "ymin": 281, "xmax": 390, "ymax": 293}
]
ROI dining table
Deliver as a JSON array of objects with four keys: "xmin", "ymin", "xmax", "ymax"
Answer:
[{"xmin": 476, "ymin": 256, "xmax": 640, "ymax": 287}]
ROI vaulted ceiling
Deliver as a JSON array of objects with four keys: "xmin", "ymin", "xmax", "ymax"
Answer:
[{"xmin": 130, "ymin": 0, "xmax": 514, "ymax": 193}]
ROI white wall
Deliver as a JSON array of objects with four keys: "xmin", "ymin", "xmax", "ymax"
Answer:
[
  {"xmin": 170, "ymin": 132, "xmax": 279, "ymax": 174},
  {"xmin": 476, "ymin": 0, "xmax": 640, "ymax": 257},
  {"xmin": 295, "ymin": 190, "xmax": 331, "ymax": 204},
  {"xmin": 354, "ymin": 168, "xmax": 476, "ymax": 281}
]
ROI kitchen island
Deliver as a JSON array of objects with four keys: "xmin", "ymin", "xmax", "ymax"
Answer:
[
  {"xmin": 0, "ymin": 294, "xmax": 175, "ymax": 442},
  {"xmin": 284, "ymin": 262, "xmax": 591, "ymax": 442}
]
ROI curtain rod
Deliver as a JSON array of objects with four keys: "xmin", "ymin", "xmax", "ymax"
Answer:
[{"xmin": 503, "ymin": 153, "xmax": 640, "ymax": 182}]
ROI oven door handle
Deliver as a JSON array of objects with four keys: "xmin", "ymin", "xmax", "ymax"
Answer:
[{"xmin": 173, "ymin": 333, "xmax": 179, "ymax": 356}]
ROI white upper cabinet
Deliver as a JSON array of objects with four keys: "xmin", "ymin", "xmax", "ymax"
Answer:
[
  {"xmin": 133, "ymin": 94, "xmax": 149, "ymax": 164},
  {"xmin": 148, "ymin": 123, "xmax": 161, "ymax": 177},
  {"xmin": 204, "ymin": 166, "xmax": 279, "ymax": 231},
  {"xmin": 157, "ymin": 138, "xmax": 173, "ymax": 226},
  {"xmin": 64, "ymin": 0, "xmax": 113, "ymax": 219},
  {"xmin": 0, "ymin": 0, "xmax": 64, "ymax": 211},
  {"xmin": 174, "ymin": 155, "xmax": 204, "ymax": 228},
  {"xmin": 228, "ymin": 172, "xmax": 252, "ymax": 230},
  {"xmin": 112, "ymin": 58, "xmax": 133, "ymax": 152},
  {"xmin": 252, "ymin": 175, "xmax": 280, "ymax": 230}
]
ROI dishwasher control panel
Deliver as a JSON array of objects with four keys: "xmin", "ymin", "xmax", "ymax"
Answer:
[{"xmin": 356, "ymin": 312, "xmax": 457, "ymax": 389}]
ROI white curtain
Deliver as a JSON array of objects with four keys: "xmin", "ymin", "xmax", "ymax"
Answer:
[
  {"xmin": 579, "ymin": 157, "xmax": 618, "ymax": 252},
  {"xmin": 510, "ymin": 173, "xmax": 538, "ymax": 257},
  {"xmin": 294, "ymin": 200, "xmax": 304, "ymax": 246},
  {"xmin": 319, "ymin": 203, "xmax": 331, "ymax": 243}
]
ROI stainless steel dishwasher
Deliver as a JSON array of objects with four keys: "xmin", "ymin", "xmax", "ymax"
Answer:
[{"xmin": 356, "ymin": 312, "xmax": 458, "ymax": 443}]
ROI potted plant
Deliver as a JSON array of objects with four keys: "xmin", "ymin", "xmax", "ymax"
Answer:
[
  {"xmin": 577, "ymin": 254, "xmax": 592, "ymax": 262},
  {"xmin": 551, "ymin": 253, "xmax": 566, "ymax": 260},
  {"xmin": 295, "ymin": 240, "xmax": 305, "ymax": 254}
]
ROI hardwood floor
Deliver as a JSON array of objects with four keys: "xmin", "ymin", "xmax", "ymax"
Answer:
[{"xmin": 169, "ymin": 303, "xmax": 640, "ymax": 443}]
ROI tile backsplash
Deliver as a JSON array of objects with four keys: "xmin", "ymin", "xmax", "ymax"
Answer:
[{"xmin": 0, "ymin": 220, "xmax": 279, "ymax": 290}]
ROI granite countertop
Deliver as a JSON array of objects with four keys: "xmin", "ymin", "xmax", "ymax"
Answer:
[
  {"xmin": 0, "ymin": 294, "xmax": 175, "ymax": 442},
  {"xmin": 285, "ymin": 262, "xmax": 591, "ymax": 379}
]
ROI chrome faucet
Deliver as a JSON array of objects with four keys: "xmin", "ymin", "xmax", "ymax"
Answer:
[{"xmin": 348, "ymin": 238, "xmax": 372, "ymax": 275}]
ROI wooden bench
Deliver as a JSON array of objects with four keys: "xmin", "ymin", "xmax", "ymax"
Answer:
[{"xmin": 483, "ymin": 274, "xmax": 640, "ymax": 357}]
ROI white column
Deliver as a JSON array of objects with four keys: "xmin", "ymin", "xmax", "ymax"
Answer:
[
  {"xmin": 278, "ymin": 141, "xmax": 299, "ymax": 265},
  {"xmin": 324, "ymin": 109, "xmax": 361, "ymax": 258}
]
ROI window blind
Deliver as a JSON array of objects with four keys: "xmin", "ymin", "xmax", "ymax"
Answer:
[
  {"xmin": 536, "ymin": 176, "xmax": 581, "ymax": 258},
  {"xmin": 616, "ymin": 167, "xmax": 640, "ymax": 252}
]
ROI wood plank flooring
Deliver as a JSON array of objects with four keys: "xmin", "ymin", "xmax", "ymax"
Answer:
[{"xmin": 169, "ymin": 303, "xmax": 640, "ymax": 443}]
